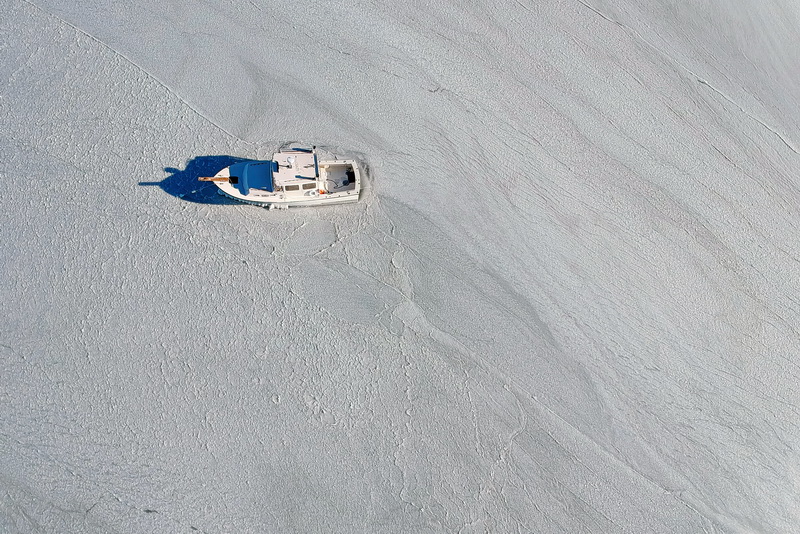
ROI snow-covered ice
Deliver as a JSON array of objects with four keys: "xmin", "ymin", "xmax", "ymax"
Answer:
[{"xmin": 2, "ymin": 0, "xmax": 799, "ymax": 532}]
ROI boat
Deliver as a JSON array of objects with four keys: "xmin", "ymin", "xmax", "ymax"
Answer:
[{"xmin": 199, "ymin": 145, "xmax": 361, "ymax": 208}]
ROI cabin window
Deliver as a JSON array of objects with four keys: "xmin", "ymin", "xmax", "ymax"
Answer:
[
  {"xmin": 284, "ymin": 184, "xmax": 300, "ymax": 191},
  {"xmin": 302, "ymin": 183, "xmax": 316, "ymax": 190}
]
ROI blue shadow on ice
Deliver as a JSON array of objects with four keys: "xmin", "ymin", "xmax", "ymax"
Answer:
[{"xmin": 140, "ymin": 156, "xmax": 254, "ymax": 204}]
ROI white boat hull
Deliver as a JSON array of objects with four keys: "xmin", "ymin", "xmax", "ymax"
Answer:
[
  {"xmin": 201, "ymin": 146, "xmax": 362, "ymax": 208},
  {"xmin": 218, "ymin": 186, "xmax": 360, "ymax": 207}
]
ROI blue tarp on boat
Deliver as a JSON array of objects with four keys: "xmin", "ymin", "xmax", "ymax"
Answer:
[{"xmin": 229, "ymin": 160, "xmax": 277, "ymax": 195}]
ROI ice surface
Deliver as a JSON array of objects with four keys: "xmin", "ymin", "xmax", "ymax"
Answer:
[{"xmin": 2, "ymin": 0, "xmax": 799, "ymax": 532}]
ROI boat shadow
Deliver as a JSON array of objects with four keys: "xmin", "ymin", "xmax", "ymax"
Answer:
[{"xmin": 140, "ymin": 155, "xmax": 254, "ymax": 204}]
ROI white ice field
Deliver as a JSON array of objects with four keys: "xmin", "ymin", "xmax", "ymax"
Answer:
[{"xmin": 2, "ymin": 1, "xmax": 798, "ymax": 532}]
